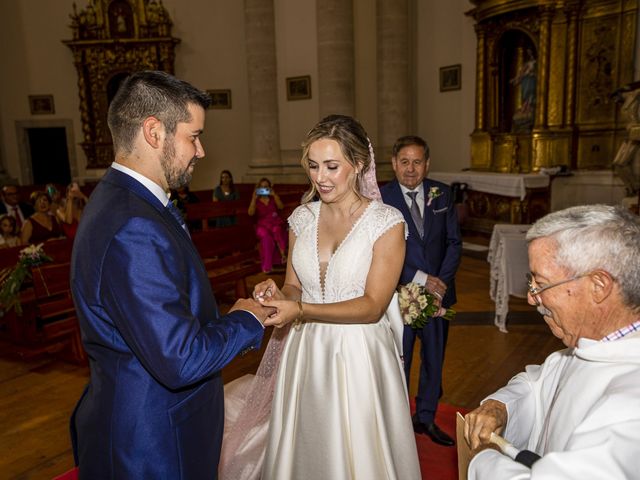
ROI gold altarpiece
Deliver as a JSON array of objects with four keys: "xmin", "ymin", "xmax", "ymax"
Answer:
[
  {"xmin": 467, "ymin": 0, "xmax": 638, "ymax": 174},
  {"xmin": 63, "ymin": 0, "xmax": 179, "ymax": 169}
]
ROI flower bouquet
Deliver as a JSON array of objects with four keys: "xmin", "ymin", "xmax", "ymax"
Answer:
[
  {"xmin": 0, "ymin": 244, "xmax": 53, "ymax": 315},
  {"xmin": 397, "ymin": 282, "xmax": 455, "ymax": 329}
]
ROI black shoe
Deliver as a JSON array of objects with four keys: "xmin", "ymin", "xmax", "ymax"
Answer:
[{"xmin": 412, "ymin": 415, "xmax": 455, "ymax": 447}]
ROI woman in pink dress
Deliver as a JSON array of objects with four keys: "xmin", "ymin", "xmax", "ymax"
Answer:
[{"xmin": 248, "ymin": 178, "xmax": 287, "ymax": 273}]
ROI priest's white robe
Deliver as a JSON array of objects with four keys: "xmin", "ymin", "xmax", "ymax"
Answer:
[{"xmin": 469, "ymin": 331, "xmax": 640, "ymax": 479}]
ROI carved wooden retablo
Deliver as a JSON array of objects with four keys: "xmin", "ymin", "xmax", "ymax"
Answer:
[{"xmin": 63, "ymin": 0, "xmax": 180, "ymax": 168}]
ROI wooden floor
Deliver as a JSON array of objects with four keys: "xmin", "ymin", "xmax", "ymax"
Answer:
[{"xmin": 0, "ymin": 250, "xmax": 562, "ymax": 479}]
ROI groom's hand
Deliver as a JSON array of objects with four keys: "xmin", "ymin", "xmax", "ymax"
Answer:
[{"xmin": 229, "ymin": 298, "xmax": 277, "ymax": 325}]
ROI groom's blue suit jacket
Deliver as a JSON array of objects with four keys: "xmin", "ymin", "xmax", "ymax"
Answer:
[{"xmin": 70, "ymin": 168, "xmax": 264, "ymax": 479}]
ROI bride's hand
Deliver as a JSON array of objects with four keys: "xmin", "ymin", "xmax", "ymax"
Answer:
[
  {"xmin": 261, "ymin": 299, "xmax": 298, "ymax": 328},
  {"xmin": 253, "ymin": 279, "xmax": 284, "ymax": 302}
]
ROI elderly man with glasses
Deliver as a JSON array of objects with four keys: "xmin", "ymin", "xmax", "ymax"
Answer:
[{"xmin": 464, "ymin": 204, "xmax": 640, "ymax": 479}]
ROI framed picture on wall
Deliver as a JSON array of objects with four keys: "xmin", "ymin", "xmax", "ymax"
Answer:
[
  {"xmin": 28, "ymin": 95, "xmax": 55, "ymax": 115},
  {"xmin": 207, "ymin": 89, "xmax": 232, "ymax": 109},
  {"xmin": 439, "ymin": 64, "xmax": 461, "ymax": 92},
  {"xmin": 286, "ymin": 75, "xmax": 312, "ymax": 101}
]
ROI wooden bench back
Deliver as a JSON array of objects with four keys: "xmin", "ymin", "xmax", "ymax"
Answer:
[{"xmin": 191, "ymin": 225, "xmax": 259, "ymax": 260}]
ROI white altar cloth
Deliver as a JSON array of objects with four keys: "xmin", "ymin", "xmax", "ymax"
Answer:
[
  {"xmin": 429, "ymin": 171, "xmax": 550, "ymax": 200},
  {"xmin": 487, "ymin": 224, "xmax": 531, "ymax": 332}
]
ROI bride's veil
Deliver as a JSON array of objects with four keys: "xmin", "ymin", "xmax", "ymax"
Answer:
[{"xmin": 218, "ymin": 325, "xmax": 290, "ymax": 479}]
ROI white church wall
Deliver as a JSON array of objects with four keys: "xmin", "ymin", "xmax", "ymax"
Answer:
[
  {"xmin": 415, "ymin": 0, "xmax": 476, "ymax": 173},
  {"xmin": 161, "ymin": 0, "xmax": 252, "ymax": 190},
  {"xmin": 0, "ymin": 0, "xmax": 483, "ymax": 190},
  {"xmin": 0, "ymin": 0, "xmax": 82, "ymax": 185}
]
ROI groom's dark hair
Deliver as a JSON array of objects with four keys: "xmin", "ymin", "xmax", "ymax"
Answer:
[{"xmin": 107, "ymin": 70, "xmax": 211, "ymax": 155}]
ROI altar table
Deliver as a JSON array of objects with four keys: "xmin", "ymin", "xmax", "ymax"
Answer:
[
  {"xmin": 487, "ymin": 224, "xmax": 531, "ymax": 332},
  {"xmin": 429, "ymin": 171, "xmax": 549, "ymax": 201},
  {"xmin": 429, "ymin": 171, "xmax": 550, "ymax": 232}
]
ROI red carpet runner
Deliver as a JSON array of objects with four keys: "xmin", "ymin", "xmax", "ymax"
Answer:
[
  {"xmin": 415, "ymin": 403, "xmax": 468, "ymax": 480},
  {"xmin": 53, "ymin": 403, "xmax": 468, "ymax": 480}
]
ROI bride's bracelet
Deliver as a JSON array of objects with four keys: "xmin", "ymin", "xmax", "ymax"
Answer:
[{"xmin": 293, "ymin": 300, "xmax": 304, "ymax": 329}]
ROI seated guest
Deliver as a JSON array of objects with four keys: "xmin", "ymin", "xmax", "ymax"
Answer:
[
  {"xmin": 465, "ymin": 204, "xmax": 640, "ymax": 480},
  {"xmin": 0, "ymin": 185, "xmax": 34, "ymax": 229},
  {"xmin": 57, "ymin": 182, "xmax": 88, "ymax": 240},
  {"xmin": 170, "ymin": 185, "xmax": 199, "ymax": 231},
  {"xmin": 171, "ymin": 184, "xmax": 199, "ymax": 215},
  {"xmin": 213, "ymin": 169, "xmax": 239, "ymax": 202},
  {"xmin": 212, "ymin": 169, "xmax": 239, "ymax": 227},
  {"xmin": 0, "ymin": 214, "xmax": 21, "ymax": 248},
  {"xmin": 21, "ymin": 191, "xmax": 65, "ymax": 245},
  {"xmin": 247, "ymin": 177, "xmax": 287, "ymax": 273}
]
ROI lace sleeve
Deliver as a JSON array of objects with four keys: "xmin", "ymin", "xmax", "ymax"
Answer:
[
  {"xmin": 287, "ymin": 203, "xmax": 317, "ymax": 237},
  {"xmin": 368, "ymin": 202, "xmax": 408, "ymax": 243}
]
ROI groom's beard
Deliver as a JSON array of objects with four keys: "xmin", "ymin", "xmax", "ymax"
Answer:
[{"xmin": 161, "ymin": 137, "xmax": 197, "ymax": 189}]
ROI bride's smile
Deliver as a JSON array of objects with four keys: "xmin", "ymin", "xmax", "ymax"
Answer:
[{"xmin": 308, "ymin": 138, "xmax": 359, "ymax": 204}]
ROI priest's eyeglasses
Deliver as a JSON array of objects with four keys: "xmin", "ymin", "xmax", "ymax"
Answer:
[{"xmin": 525, "ymin": 272, "xmax": 589, "ymax": 306}]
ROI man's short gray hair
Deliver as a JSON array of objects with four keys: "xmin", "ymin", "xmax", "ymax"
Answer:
[{"xmin": 526, "ymin": 204, "xmax": 640, "ymax": 308}]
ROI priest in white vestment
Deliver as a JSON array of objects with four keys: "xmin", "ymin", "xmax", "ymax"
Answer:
[{"xmin": 464, "ymin": 204, "xmax": 640, "ymax": 480}]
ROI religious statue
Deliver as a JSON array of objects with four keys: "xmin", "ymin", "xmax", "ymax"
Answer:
[
  {"xmin": 510, "ymin": 48, "xmax": 536, "ymax": 130},
  {"xmin": 612, "ymin": 81, "xmax": 640, "ymax": 198}
]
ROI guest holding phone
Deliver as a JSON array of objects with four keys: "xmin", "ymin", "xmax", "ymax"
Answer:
[
  {"xmin": 58, "ymin": 182, "xmax": 88, "ymax": 240},
  {"xmin": 248, "ymin": 178, "xmax": 287, "ymax": 273}
]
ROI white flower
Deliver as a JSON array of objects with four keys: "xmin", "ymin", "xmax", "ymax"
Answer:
[{"xmin": 426, "ymin": 187, "xmax": 443, "ymax": 206}]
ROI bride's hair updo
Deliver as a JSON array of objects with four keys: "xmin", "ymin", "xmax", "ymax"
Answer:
[{"xmin": 300, "ymin": 114, "xmax": 372, "ymax": 204}]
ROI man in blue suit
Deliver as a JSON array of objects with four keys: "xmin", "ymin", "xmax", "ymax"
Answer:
[
  {"xmin": 70, "ymin": 71, "xmax": 271, "ymax": 479},
  {"xmin": 381, "ymin": 135, "xmax": 462, "ymax": 447}
]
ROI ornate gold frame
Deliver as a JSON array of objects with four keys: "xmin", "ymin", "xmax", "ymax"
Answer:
[
  {"xmin": 467, "ymin": 0, "xmax": 638, "ymax": 173},
  {"xmin": 63, "ymin": 0, "xmax": 180, "ymax": 169}
]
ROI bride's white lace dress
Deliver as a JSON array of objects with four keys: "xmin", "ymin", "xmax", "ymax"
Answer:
[{"xmin": 220, "ymin": 200, "xmax": 421, "ymax": 480}]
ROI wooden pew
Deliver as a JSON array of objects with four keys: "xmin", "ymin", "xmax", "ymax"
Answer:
[
  {"xmin": 185, "ymin": 200, "xmax": 250, "ymax": 231},
  {"xmin": 0, "ymin": 238, "xmax": 73, "ymax": 271},
  {"xmin": 185, "ymin": 185, "xmax": 307, "ymax": 232},
  {"xmin": 30, "ymin": 262, "xmax": 86, "ymax": 364},
  {"xmin": 0, "ymin": 244, "xmax": 24, "ymax": 271},
  {"xmin": 191, "ymin": 225, "xmax": 263, "ymax": 298},
  {"xmin": 0, "ymin": 262, "xmax": 86, "ymax": 364}
]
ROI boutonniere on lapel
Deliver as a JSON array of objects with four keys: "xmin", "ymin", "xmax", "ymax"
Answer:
[{"xmin": 426, "ymin": 186, "xmax": 443, "ymax": 207}]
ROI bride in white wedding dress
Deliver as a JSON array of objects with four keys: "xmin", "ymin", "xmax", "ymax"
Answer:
[{"xmin": 219, "ymin": 115, "xmax": 421, "ymax": 480}]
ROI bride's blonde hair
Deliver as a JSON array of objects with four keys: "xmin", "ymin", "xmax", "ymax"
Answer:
[{"xmin": 300, "ymin": 115, "xmax": 372, "ymax": 204}]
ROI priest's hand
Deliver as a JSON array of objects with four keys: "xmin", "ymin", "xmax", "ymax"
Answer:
[{"xmin": 464, "ymin": 399, "xmax": 507, "ymax": 450}]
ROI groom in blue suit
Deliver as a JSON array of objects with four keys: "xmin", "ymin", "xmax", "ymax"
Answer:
[
  {"xmin": 381, "ymin": 135, "xmax": 462, "ymax": 446},
  {"xmin": 70, "ymin": 71, "xmax": 270, "ymax": 479}
]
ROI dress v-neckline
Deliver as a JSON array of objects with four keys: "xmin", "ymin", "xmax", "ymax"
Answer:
[{"xmin": 315, "ymin": 201, "xmax": 374, "ymax": 300}]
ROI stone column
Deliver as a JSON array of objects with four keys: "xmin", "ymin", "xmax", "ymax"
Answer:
[
  {"xmin": 244, "ymin": 0, "xmax": 281, "ymax": 181},
  {"xmin": 317, "ymin": 0, "xmax": 355, "ymax": 118},
  {"xmin": 376, "ymin": 0, "xmax": 409, "ymax": 165}
]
